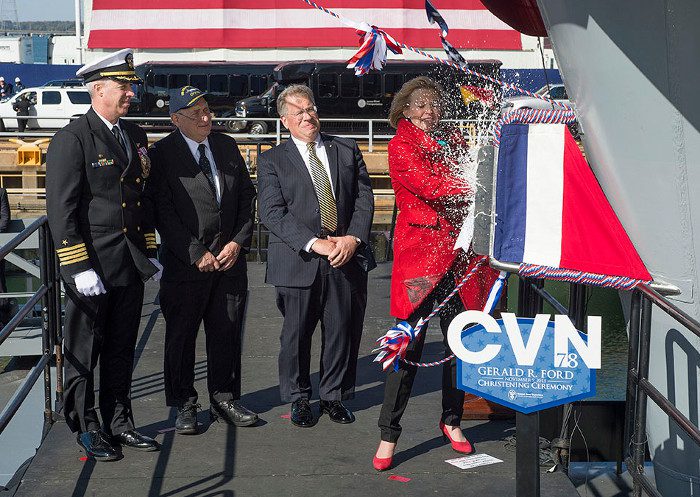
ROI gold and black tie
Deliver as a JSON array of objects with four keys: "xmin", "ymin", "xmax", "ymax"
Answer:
[{"xmin": 306, "ymin": 142, "xmax": 337, "ymax": 233}]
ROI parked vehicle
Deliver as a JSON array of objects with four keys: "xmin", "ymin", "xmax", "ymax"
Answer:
[
  {"xmin": 500, "ymin": 83, "xmax": 571, "ymax": 114},
  {"xmin": 128, "ymin": 61, "xmax": 278, "ymax": 119},
  {"xmin": 500, "ymin": 83, "xmax": 580, "ymax": 137},
  {"xmin": 225, "ymin": 59, "xmax": 502, "ymax": 134},
  {"xmin": 0, "ymin": 86, "xmax": 90, "ymax": 131},
  {"xmin": 43, "ymin": 79, "xmax": 84, "ymax": 88}
]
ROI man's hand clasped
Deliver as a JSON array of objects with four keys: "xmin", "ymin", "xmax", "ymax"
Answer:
[
  {"xmin": 312, "ymin": 236, "xmax": 359, "ymax": 268},
  {"xmin": 196, "ymin": 241, "xmax": 241, "ymax": 272}
]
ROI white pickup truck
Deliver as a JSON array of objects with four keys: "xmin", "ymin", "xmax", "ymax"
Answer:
[{"xmin": 0, "ymin": 86, "xmax": 91, "ymax": 131}]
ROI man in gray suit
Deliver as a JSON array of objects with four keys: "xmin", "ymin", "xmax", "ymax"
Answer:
[
  {"xmin": 148, "ymin": 86, "xmax": 258, "ymax": 434},
  {"xmin": 257, "ymin": 84, "xmax": 374, "ymax": 427}
]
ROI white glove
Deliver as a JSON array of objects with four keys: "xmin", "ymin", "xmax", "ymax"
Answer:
[
  {"xmin": 72, "ymin": 269, "xmax": 106, "ymax": 297},
  {"xmin": 149, "ymin": 258, "xmax": 163, "ymax": 282}
]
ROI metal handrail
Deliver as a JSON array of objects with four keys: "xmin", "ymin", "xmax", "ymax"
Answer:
[
  {"xmin": 624, "ymin": 285, "xmax": 700, "ymax": 497},
  {"xmin": 0, "ymin": 116, "xmax": 494, "ymax": 152},
  {"xmin": 0, "ymin": 216, "xmax": 62, "ymax": 440}
]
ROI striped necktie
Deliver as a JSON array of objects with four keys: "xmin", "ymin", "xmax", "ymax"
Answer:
[{"xmin": 306, "ymin": 142, "xmax": 337, "ymax": 233}]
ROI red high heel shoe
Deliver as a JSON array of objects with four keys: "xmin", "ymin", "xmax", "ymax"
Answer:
[
  {"xmin": 372, "ymin": 454, "xmax": 393, "ymax": 471},
  {"xmin": 373, "ymin": 442, "xmax": 395, "ymax": 471},
  {"xmin": 439, "ymin": 421, "xmax": 474, "ymax": 454}
]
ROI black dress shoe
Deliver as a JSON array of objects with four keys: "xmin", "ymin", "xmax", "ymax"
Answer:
[
  {"xmin": 116, "ymin": 430, "xmax": 160, "ymax": 452},
  {"xmin": 77, "ymin": 430, "xmax": 119, "ymax": 461},
  {"xmin": 290, "ymin": 398, "xmax": 315, "ymax": 427},
  {"xmin": 210, "ymin": 400, "xmax": 259, "ymax": 427},
  {"xmin": 319, "ymin": 400, "xmax": 355, "ymax": 424},
  {"xmin": 175, "ymin": 403, "xmax": 200, "ymax": 434}
]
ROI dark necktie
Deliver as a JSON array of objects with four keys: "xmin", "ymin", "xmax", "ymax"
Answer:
[
  {"xmin": 111, "ymin": 125, "xmax": 126, "ymax": 152},
  {"xmin": 197, "ymin": 143, "xmax": 216, "ymax": 190},
  {"xmin": 306, "ymin": 142, "xmax": 337, "ymax": 233}
]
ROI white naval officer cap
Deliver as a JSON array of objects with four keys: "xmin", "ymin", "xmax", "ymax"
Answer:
[{"xmin": 76, "ymin": 48, "xmax": 141, "ymax": 83}]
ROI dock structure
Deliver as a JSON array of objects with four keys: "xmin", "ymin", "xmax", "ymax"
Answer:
[
  {"xmin": 0, "ymin": 137, "xmax": 397, "ymax": 223},
  {"xmin": 9, "ymin": 263, "xmax": 579, "ymax": 497}
]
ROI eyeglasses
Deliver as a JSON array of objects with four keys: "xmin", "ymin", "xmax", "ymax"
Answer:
[
  {"xmin": 177, "ymin": 108, "xmax": 212, "ymax": 121},
  {"xmin": 286, "ymin": 106, "xmax": 318, "ymax": 120}
]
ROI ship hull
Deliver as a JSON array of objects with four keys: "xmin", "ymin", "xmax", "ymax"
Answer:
[{"xmin": 534, "ymin": 1, "xmax": 700, "ymax": 494}]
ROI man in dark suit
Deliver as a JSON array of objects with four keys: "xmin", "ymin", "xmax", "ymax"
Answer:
[
  {"xmin": 46, "ymin": 49, "xmax": 161, "ymax": 461},
  {"xmin": 257, "ymin": 84, "xmax": 374, "ymax": 427},
  {"xmin": 148, "ymin": 86, "xmax": 258, "ymax": 434}
]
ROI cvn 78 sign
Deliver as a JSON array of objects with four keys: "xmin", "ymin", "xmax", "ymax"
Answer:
[{"xmin": 447, "ymin": 312, "xmax": 601, "ymax": 413}]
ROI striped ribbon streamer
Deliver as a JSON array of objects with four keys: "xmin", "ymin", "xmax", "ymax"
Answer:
[
  {"xmin": 518, "ymin": 264, "xmax": 647, "ymax": 291},
  {"xmin": 402, "ymin": 269, "xmax": 508, "ymax": 368},
  {"xmin": 296, "ymin": 0, "xmax": 571, "ymax": 112},
  {"xmin": 373, "ymin": 259, "xmax": 510, "ymax": 371},
  {"xmin": 493, "ymin": 107, "xmax": 578, "ymax": 146}
]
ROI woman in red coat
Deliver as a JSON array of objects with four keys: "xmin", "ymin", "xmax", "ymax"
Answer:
[{"xmin": 373, "ymin": 77, "xmax": 498, "ymax": 471}]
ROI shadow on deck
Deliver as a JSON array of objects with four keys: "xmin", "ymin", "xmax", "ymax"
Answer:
[{"xmin": 10, "ymin": 263, "xmax": 579, "ymax": 497}]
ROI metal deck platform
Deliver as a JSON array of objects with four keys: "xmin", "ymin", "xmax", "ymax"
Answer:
[{"xmin": 8, "ymin": 263, "xmax": 581, "ymax": 497}]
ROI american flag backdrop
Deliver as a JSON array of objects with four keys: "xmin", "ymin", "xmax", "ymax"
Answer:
[{"xmin": 87, "ymin": 0, "xmax": 522, "ymax": 50}]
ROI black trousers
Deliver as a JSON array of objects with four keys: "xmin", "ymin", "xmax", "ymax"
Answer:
[
  {"xmin": 378, "ymin": 273, "xmax": 465, "ymax": 443},
  {"xmin": 161, "ymin": 273, "xmax": 248, "ymax": 407},
  {"xmin": 63, "ymin": 280, "xmax": 144, "ymax": 435},
  {"xmin": 275, "ymin": 259, "xmax": 366, "ymax": 403},
  {"xmin": 17, "ymin": 111, "xmax": 28, "ymax": 132}
]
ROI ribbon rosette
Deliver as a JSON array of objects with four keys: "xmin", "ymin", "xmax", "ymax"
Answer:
[
  {"xmin": 373, "ymin": 318, "xmax": 425, "ymax": 371},
  {"xmin": 346, "ymin": 25, "xmax": 402, "ymax": 76}
]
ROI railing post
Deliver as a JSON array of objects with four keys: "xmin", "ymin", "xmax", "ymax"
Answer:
[
  {"xmin": 38, "ymin": 223, "xmax": 53, "ymax": 437},
  {"xmin": 276, "ymin": 119, "xmax": 281, "ymax": 145},
  {"xmin": 631, "ymin": 295, "xmax": 653, "ymax": 497},
  {"xmin": 554, "ymin": 283, "xmax": 588, "ymax": 474},
  {"xmin": 368, "ymin": 120, "xmax": 374, "ymax": 153},
  {"xmin": 624, "ymin": 291, "xmax": 642, "ymax": 469},
  {"xmin": 47, "ymin": 225, "xmax": 64, "ymax": 414},
  {"xmin": 516, "ymin": 277, "xmax": 541, "ymax": 497}
]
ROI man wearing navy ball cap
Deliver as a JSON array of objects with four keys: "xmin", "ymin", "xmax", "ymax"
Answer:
[{"xmin": 148, "ymin": 86, "xmax": 259, "ymax": 434}]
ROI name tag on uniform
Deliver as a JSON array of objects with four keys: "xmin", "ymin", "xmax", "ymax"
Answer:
[{"xmin": 91, "ymin": 158, "xmax": 115, "ymax": 168}]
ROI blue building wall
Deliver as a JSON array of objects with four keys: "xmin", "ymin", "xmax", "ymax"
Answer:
[{"xmin": 0, "ymin": 63, "xmax": 80, "ymax": 89}]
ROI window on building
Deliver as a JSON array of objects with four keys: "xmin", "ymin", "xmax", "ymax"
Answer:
[
  {"xmin": 383, "ymin": 73, "xmax": 404, "ymax": 97},
  {"xmin": 362, "ymin": 73, "xmax": 381, "ymax": 98},
  {"xmin": 152, "ymin": 74, "xmax": 168, "ymax": 96},
  {"xmin": 209, "ymin": 74, "xmax": 228, "ymax": 95},
  {"xmin": 168, "ymin": 74, "xmax": 188, "ymax": 90},
  {"xmin": 250, "ymin": 75, "xmax": 268, "ymax": 95},
  {"xmin": 340, "ymin": 73, "xmax": 360, "ymax": 98},
  {"xmin": 316, "ymin": 74, "xmax": 338, "ymax": 98},
  {"xmin": 229, "ymin": 75, "xmax": 248, "ymax": 97},
  {"xmin": 189, "ymin": 74, "xmax": 207, "ymax": 91}
]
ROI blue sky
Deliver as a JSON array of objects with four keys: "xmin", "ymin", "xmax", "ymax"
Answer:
[{"xmin": 17, "ymin": 0, "xmax": 78, "ymax": 22}]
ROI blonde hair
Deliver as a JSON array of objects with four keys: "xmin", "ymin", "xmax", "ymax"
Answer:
[{"xmin": 388, "ymin": 76, "xmax": 444, "ymax": 128}]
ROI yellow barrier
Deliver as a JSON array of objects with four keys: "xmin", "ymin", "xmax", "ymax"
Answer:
[{"xmin": 8, "ymin": 138, "xmax": 51, "ymax": 166}]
